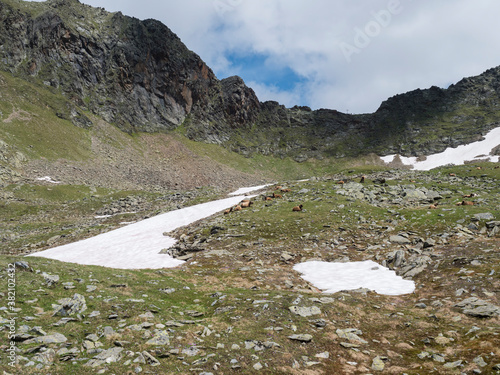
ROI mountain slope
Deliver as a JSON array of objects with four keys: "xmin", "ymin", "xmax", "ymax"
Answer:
[{"xmin": 0, "ymin": 0, "xmax": 499, "ymax": 167}]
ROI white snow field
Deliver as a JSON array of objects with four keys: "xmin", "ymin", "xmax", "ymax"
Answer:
[
  {"xmin": 26, "ymin": 186, "xmax": 265, "ymax": 269},
  {"xmin": 380, "ymin": 125, "xmax": 500, "ymax": 170},
  {"xmin": 293, "ymin": 260, "xmax": 415, "ymax": 296},
  {"xmin": 228, "ymin": 184, "xmax": 270, "ymax": 196}
]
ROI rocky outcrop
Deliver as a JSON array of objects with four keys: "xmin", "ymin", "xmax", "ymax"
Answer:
[
  {"xmin": 1, "ymin": 0, "xmax": 500, "ymax": 160},
  {"xmin": 0, "ymin": 0, "xmax": 221, "ymax": 132}
]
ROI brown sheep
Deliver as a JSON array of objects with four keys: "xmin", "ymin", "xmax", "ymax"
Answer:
[
  {"xmin": 462, "ymin": 193, "xmax": 477, "ymax": 198},
  {"xmin": 275, "ymin": 185, "xmax": 283, "ymax": 190},
  {"xmin": 265, "ymin": 196, "xmax": 273, "ymax": 201},
  {"xmin": 449, "ymin": 173, "xmax": 456, "ymax": 177},
  {"xmin": 360, "ymin": 176, "xmax": 365, "ymax": 183},
  {"xmin": 240, "ymin": 200, "xmax": 253, "ymax": 208},
  {"xmin": 429, "ymin": 203, "xmax": 438, "ymax": 209},
  {"xmin": 233, "ymin": 205, "xmax": 243, "ymax": 211},
  {"xmin": 337, "ymin": 180, "xmax": 345, "ymax": 185},
  {"xmin": 292, "ymin": 204, "xmax": 303, "ymax": 212},
  {"xmin": 224, "ymin": 208, "xmax": 232, "ymax": 215},
  {"xmin": 272, "ymin": 192, "xmax": 282, "ymax": 199},
  {"xmin": 461, "ymin": 201, "xmax": 474, "ymax": 206},
  {"xmin": 281, "ymin": 188, "xmax": 292, "ymax": 193}
]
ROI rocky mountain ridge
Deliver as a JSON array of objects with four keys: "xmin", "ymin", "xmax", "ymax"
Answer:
[{"xmin": 1, "ymin": 0, "xmax": 500, "ymax": 162}]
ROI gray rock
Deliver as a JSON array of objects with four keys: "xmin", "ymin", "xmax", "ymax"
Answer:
[
  {"xmin": 390, "ymin": 235, "xmax": 411, "ymax": 244},
  {"xmin": 432, "ymin": 354, "xmax": 445, "ymax": 362},
  {"xmin": 403, "ymin": 189, "xmax": 427, "ymax": 200},
  {"xmin": 85, "ymin": 347, "xmax": 123, "ymax": 367},
  {"xmin": 486, "ymin": 221, "xmax": 500, "ymax": 228},
  {"xmin": 42, "ymin": 272, "xmax": 59, "ymax": 287},
  {"xmin": 253, "ymin": 362, "xmax": 263, "ymax": 370},
  {"xmin": 288, "ymin": 334, "xmax": 313, "ymax": 342},
  {"xmin": 463, "ymin": 305, "xmax": 500, "ymax": 318},
  {"xmin": 181, "ymin": 346, "xmax": 200, "ymax": 356},
  {"xmin": 423, "ymin": 238, "xmax": 436, "ymax": 248},
  {"xmin": 14, "ymin": 261, "xmax": 31, "ymax": 271},
  {"xmin": 33, "ymin": 349, "xmax": 56, "ymax": 365},
  {"xmin": 336, "ymin": 328, "xmax": 368, "ymax": 344},
  {"xmin": 146, "ymin": 331, "xmax": 170, "ymax": 346},
  {"xmin": 102, "ymin": 326, "xmax": 116, "ymax": 339},
  {"xmin": 454, "ymin": 297, "xmax": 500, "ymax": 317},
  {"xmin": 426, "ymin": 190, "xmax": 442, "ymax": 200},
  {"xmin": 25, "ymin": 333, "xmax": 67, "ymax": 344},
  {"xmin": 142, "ymin": 351, "xmax": 160, "ymax": 366},
  {"xmin": 473, "ymin": 356, "xmax": 487, "ymax": 367},
  {"xmin": 473, "ymin": 212, "xmax": 495, "ymax": 221},
  {"xmin": 371, "ymin": 356, "xmax": 386, "ymax": 371},
  {"xmin": 281, "ymin": 252, "xmax": 295, "ymax": 262},
  {"xmin": 443, "ymin": 360, "xmax": 462, "ymax": 369},
  {"xmin": 53, "ymin": 294, "xmax": 87, "ymax": 316},
  {"xmin": 289, "ymin": 305, "xmax": 321, "ymax": 317}
]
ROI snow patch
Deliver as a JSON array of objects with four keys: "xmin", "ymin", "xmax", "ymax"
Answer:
[
  {"xmin": 229, "ymin": 184, "xmax": 270, "ymax": 196},
  {"xmin": 293, "ymin": 260, "xmax": 415, "ymax": 296},
  {"xmin": 36, "ymin": 176, "xmax": 61, "ymax": 184},
  {"xmin": 27, "ymin": 193, "xmax": 258, "ymax": 269},
  {"xmin": 381, "ymin": 126, "xmax": 500, "ymax": 170}
]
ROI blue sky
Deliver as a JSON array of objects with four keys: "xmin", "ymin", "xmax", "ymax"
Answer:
[
  {"xmin": 26, "ymin": 0, "xmax": 500, "ymax": 114},
  {"xmin": 224, "ymin": 52, "xmax": 307, "ymax": 91}
]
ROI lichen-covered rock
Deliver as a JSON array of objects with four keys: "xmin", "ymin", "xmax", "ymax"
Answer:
[{"xmin": 53, "ymin": 293, "xmax": 87, "ymax": 316}]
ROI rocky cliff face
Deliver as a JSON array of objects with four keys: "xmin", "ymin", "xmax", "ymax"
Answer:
[
  {"xmin": 0, "ymin": 0, "xmax": 222, "ymax": 132},
  {"xmin": 1, "ymin": 0, "xmax": 500, "ymax": 160}
]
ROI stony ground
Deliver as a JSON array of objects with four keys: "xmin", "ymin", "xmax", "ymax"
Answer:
[{"xmin": 0, "ymin": 163, "xmax": 499, "ymax": 374}]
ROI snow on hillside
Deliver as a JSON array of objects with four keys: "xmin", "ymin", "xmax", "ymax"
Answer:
[
  {"xmin": 26, "ymin": 187, "xmax": 264, "ymax": 269},
  {"xmin": 229, "ymin": 184, "xmax": 270, "ymax": 196},
  {"xmin": 293, "ymin": 260, "xmax": 415, "ymax": 296},
  {"xmin": 27, "ymin": 183, "xmax": 416, "ymax": 295},
  {"xmin": 381, "ymin": 126, "xmax": 500, "ymax": 170}
]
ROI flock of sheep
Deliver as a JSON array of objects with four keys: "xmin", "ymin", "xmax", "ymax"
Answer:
[{"xmin": 224, "ymin": 185, "xmax": 303, "ymax": 215}]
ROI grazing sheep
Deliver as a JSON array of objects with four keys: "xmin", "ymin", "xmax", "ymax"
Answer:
[
  {"xmin": 240, "ymin": 200, "xmax": 253, "ymax": 208},
  {"xmin": 449, "ymin": 173, "xmax": 456, "ymax": 176},
  {"xmin": 457, "ymin": 200, "xmax": 474, "ymax": 206},
  {"xmin": 224, "ymin": 208, "xmax": 232, "ymax": 215},
  {"xmin": 360, "ymin": 176, "xmax": 365, "ymax": 183},
  {"xmin": 275, "ymin": 185, "xmax": 283, "ymax": 190},
  {"xmin": 281, "ymin": 188, "xmax": 292, "ymax": 193},
  {"xmin": 292, "ymin": 204, "xmax": 303, "ymax": 212},
  {"xmin": 272, "ymin": 192, "xmax": 282, "ymax": 199},
  {"xmin": 462, "ymin": 193, "xmax": 477, "ymax": 198},
  {"xmin": 233, "ymin": 205, "xmax": 243, "ymax": 211},
  {"xmin": 429, "ymin": 203, "xmax": 438, "ymax": 209},
  {"xmin": 265, "ymin": 196, "xmax": 273, "ymax": 201},
  {"xmin": 336, "ymin": 180, "xmax": 345, "ymax": 185}
]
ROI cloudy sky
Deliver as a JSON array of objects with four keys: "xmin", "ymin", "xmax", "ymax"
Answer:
[{"xmin": 29, "ymin": 0, "xmax": 500, "ymax": 113}]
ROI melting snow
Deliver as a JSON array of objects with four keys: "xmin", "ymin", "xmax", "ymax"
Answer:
[
  {"xmin": 36, "ymin": 176, "xmax": 61, "ymax": 184},
  {"xmin": 381, "ymin": 126, "xmax": 500, "ymax": 170},
  {"xmin": 27, "ymin": 185, "xmax": 265, "ymax": 269},
  {"xmin": 228, "ymin": 184, "xmax": 270, "ymax": 196},
  {"xmin": 293, "ymin": 260, "xmax": 415, "ymax": 296}
]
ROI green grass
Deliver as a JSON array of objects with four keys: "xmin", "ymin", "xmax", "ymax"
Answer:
[{"xmin": 0, "ymin": 72, "xmax": 93, "ymax": 161}]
